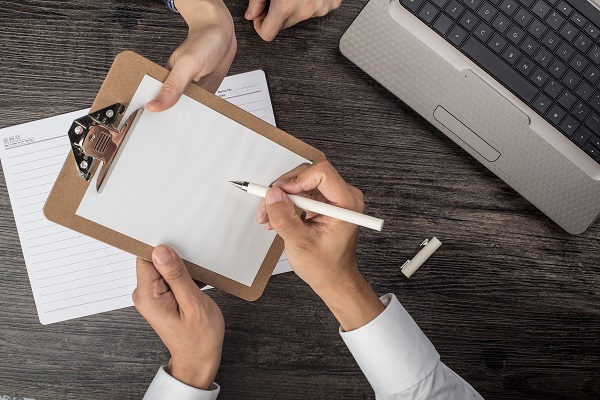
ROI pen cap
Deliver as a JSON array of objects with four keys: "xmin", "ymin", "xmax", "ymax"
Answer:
[{"xmin": 401, "ymin": 237, "xmax": 442, "ymax": 278}]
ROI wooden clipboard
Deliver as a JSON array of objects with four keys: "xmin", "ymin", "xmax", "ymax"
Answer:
[{"xmin": 43, "ymin": 51, "xmax": 325, "ymax": 301}]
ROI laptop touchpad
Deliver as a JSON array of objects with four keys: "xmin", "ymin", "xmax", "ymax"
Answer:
[{"xmin": 433, "ymin": 106, "xmax": 501, "ymax": 162}]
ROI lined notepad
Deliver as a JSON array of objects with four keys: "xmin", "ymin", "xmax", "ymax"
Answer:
[{"xmin": 0, "ymin": 70, "xmax": 292, "ymax": 324}]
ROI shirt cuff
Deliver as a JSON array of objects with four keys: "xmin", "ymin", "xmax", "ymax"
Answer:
[
  {"xmin": 143, "ymin": 366, "xmax": 220, "ymax": 400},
  {"xmin": 339, "ymin": 293, "xmax": 440, "ymax": 396},
  {"xmin": 163, "ymin": 0, "xmax": 179, "ymax": 13}
]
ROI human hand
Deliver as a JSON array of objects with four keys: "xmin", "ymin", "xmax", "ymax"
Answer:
[
  {"xmin": 133, "ymin": 245, "xmax": 224, "ymax": 389},
  {"xmin": 245, "ymin": 0, "xmax": 342, "ymax": 41},
  {"xmin": 256, "ymin": 161, "xmax": 384, "ymax": 330},
  {"xmin": 147, "ymin": 0, "xmax": 237, "ymax": 112},
  {"xmin": 256, "ymin": 161, "xmax": 363, "ymax": 294}
]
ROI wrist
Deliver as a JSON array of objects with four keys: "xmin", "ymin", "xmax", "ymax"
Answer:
[
  {"xmin": 175, "ymin": 0, "xmax": 229, "ymax": 27},
  {"xmin": 316, "ymin": 271, "xmax": 385, "ymax": 332},
  {"xmin": 166, "ymin": 354, "xmax": 221, "ymax": 390}
]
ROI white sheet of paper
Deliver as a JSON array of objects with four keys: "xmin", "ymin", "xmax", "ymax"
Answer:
[
  {"xmin": 216, "ymin": 70, "xmax": 276, "ymax": 126},
  {"xmin": 77, "ymin": 74, "xmax": 306, "ymax": 286},
  {"xmin": 0, "ymin": 70, "xmax": 293, "ymax": 324},
  {"xmin": 0, "ymin": 109, "xmax": 137, "ymax": 325}
]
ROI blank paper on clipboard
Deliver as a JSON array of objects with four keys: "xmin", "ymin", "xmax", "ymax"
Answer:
[{"xmin": 76, "ymin": 75, "xmax": 308, "ymax": 286}]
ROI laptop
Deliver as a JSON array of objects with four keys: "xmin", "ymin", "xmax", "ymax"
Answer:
[{"xmin": 341, "ymin": 0, "xmax": 600, "ymax": 234}]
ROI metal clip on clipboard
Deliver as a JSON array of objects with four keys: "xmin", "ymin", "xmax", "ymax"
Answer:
[{"xmin": 68, "ymin": 103, "xmax": 142, "ymax": 191}]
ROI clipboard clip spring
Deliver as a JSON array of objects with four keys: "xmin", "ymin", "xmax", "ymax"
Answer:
[{"xmin": 68, "ymin": 103, "xmax": 141, "ymax": 191}]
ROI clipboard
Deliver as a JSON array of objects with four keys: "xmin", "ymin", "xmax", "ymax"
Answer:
[{"xmin": 43, "ymin": 51, "xmax": 325, "ymax": 301}]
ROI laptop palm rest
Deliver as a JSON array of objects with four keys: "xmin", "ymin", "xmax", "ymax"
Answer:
[{"xmin": 433, "ymin": 106, "xmax": 500, "ymax": 162}]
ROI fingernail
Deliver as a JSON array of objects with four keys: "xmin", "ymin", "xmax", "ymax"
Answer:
[
  {"xmin": 271, "ymin": 180, "xmax": 287, "ymax": 187},
  {"xmin": 266, "ymin": 188, "xmax": 283, "ymax": 205},
  {"xmin": 153, "ymin": 246, "xmax": 173, "ymax": 265},
  {"xmin": 147, "ymin": 99, "xmax": 161, "ymax": 109},
  {"xmin": 245, "ymin": 10, "xmax": 251, "ymax": 18}
]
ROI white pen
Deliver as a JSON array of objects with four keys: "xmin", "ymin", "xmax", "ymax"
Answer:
[{"xmin": 230, "ymin": 181, "xmax": 384, "ymax": 231}]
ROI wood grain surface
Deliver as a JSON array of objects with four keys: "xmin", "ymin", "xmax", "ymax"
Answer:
[{"xmin": 0, "ymin": 1, "xmax": 599, "ymax": 399}]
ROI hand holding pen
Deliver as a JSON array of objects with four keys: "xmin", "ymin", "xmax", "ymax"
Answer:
[
  {"xmin": 232, "ymin": 181, "xmax": 383, "ymax": 231},
  {"xmin": 254, "ymin": 161, "xmax": 385, "ymax": 331}
]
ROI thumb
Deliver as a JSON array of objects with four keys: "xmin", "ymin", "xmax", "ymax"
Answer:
[
  {"xmin": 265, "ymin": 188, "xmax": 308, "ymax": 242},
  {"xmin": 254, "ymin": 10, "xmax": 286, "ymax": 42},
  {"xmin": 245, "ymin": 0, "xmax": 267, "ymax": 20},
  {"xmin": 152, "ymin": 245, "xmax": 200, "ymax": 305},
  {"xmin": 147, "ymin": 59, "xmax": 197, "ymax": 112}
]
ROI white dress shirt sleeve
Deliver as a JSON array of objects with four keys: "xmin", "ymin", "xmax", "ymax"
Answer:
[
  {"xmin": 143, "ymin": 366, "xmax": 220, "ymax": 400},
  {"xmin": 340, "ymin": 294, "xmax": 483, "ymax": 400}
]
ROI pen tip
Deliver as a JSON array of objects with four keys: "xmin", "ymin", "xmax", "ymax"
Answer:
[{"xmin": 230, "ymin": 181, "xmax": 245, "ymax": 190}]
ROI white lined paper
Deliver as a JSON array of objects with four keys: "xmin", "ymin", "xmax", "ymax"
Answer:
[
  {"xmin": 0, "ymin": 110, "xmax": 137, "ymax": 324},
  {"xmin": 0, "ymin": 70, "xmax": 292, "ymax": 324}
]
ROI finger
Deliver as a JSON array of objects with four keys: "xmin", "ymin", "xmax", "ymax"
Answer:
[
  {"xmin": 252, "ymin": 9, "xmax": 267, "ymax": 33},
  {"xmin": 257, "ymin": 164, "xmax": 311, "ymax": 225},
  {"xmin": 134, "ymin": 257, "xmax": 168, "ymax": 299},
  {"xmin": 279, "ymin": 9, "xmax": 317, "ymax": 31},
  {"xmin": 277, "ymin": 160, "xmax": 358, "ymax": 210},
  {"xmin": 256, "ymin": 197, "xmax": 267, "ymax": 224},
  {"xmin": 264, "ymin": 187, "xmax": 310, "ymax": 241},
  {"xmin": 165, "ymin": 52, "xmax": 176, "ymax": 70},
  {"xmin": 274, "ymin": 0, "xmax": 343, "ymax": 31},
  {"xmin": 331, "ymin": 0, "xmax": 343, "ymax": 11},
  {"xmin": 147, "ymin": 59, "xmax": 198, "ymax": 112},
  {"xmin": 133, "ymin": 257, "xmax": 176, "ymax": 321},
  {"xmin": 270, "ymin": 163, "xmax": 312, "ymax": 187},
  {"xmin": 254, "ymin": 9, "xmax": 288, "ymax": 42},
  {"xmin": 152, "ymin": 245, "xmax": 201, "ymax": 305},
  {"xmin": 271, "ymin": 2, "xmax": 335, "ymax": 32},
  {"xmin": 258, "ymin": 190, "xmax": 325, "ymax": 226},
  {"xmin": 314, "ymin": 0, "xmax": 342, "ymax": 17},
  {"xmin": 246, "ymin": 0, "xmax": 267, "ymax": 20}
]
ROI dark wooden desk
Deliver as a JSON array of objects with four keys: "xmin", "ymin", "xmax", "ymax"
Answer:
[{"xmin": 1, "ymin": 1, "xmax": 599, "ymax": 399}]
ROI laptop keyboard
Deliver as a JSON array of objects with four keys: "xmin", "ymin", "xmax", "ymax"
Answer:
[{"xmin": 400, "ymin": 0, "xmax": 600, "ymax": 164}]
